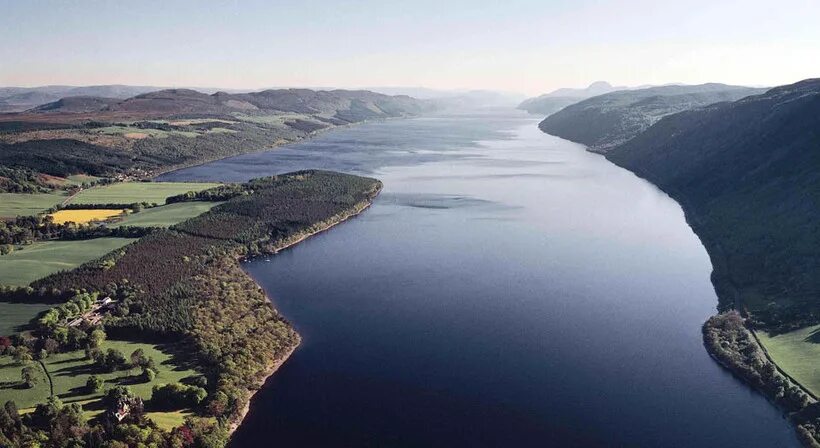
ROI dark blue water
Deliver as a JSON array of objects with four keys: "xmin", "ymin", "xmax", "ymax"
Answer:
[{"xmin": 160, "ymin": 110, "xmax": 797, "ymax": 447}]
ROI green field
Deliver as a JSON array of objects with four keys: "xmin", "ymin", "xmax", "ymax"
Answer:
[
  {"xmin": 0, "ymin": 302, "xmax": 53, "ymax": 336},
  {"xmin": 0, "ymin": 339, "xmax": 199, "ymax": 427},
  {"xmin": 92, "ymin": 126, "xmax": 199, "ymax": 139},
  {"xmin": 0, "ymin": 192, "xmax": 67, "ymax": 218},
  {"xmin": 0, "ymin": 238, "xmax": 136, "ymax": 286},
  {"xmin": 65, "ymin": 174, "xmax": 101, "ymax": 186},
  {"xmin": 68, "ymin": 182, "xmax": 221, "ymax": 205},
  {"xmin": 112, "ymin": 201, "xmax": 224, "ymax": 228},
  {"xmin": 759, "ymin": 326, "xmax": 820, "ymax": 396}
]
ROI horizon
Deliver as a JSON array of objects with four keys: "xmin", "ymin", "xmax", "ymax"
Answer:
[{"xmin": 2, "ymin": 0, "xmax": 819, "ymax": 96}]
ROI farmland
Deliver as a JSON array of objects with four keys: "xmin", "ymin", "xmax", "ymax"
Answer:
[
  {"xmin": 49, "ymin": 208, "xmax": 125, "ymax": 224},
  {"xmin": 0, "ymin": 237, "xmax": 136, "ymax": 286},
  {"xmin": 0, "ymin": 192, "xmax": 66, "ymax": 218},
  {"xmin": 68, "ymin": 182, "xmax": 222, "ymax": 205},
  {"xmin": 0, "ymin": 302, "xmax": 52, "ymax": 336},
  {"xmin": 111, "ymin": 201, "xmax": 224, "ymax": 228},
  {"xmin": 758, "ymin": 326, "xmax": 820, "ymax": 396}
]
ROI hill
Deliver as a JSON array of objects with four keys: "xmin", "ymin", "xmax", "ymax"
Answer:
[
  {"xmin": 606, "ymin": 79, "xmax": 820, "ymax": 330},
  {"xmin": 0, "ymin": 85, "xmax": 159, "ymax": 111},
  {"xmin": 30, "ymin": 96, "xmax": 121, "ymax": 113},
  {"xmin": 0, "ymin": 87, "xmax": 430, "ymax": 185},
  {"xmin": 539, "ymin": 83, "xmax": 766, "ymax": 152},
  {"xmin": 518, "ymin": 81, "xmax": 622, "ymax": 116}
]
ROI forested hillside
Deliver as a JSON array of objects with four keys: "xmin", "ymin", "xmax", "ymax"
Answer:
[
  {"xmin": 539, "ymin": 83, "xmax": 766, "ymax": 152},
  {"xmin": 606, "ymin": 79, "xmax": 820, "ymax": 330}
]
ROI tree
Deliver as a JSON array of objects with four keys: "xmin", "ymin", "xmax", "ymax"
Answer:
[
  {"xmin": 89, "ymin": 329, "xmax": 106, "ymax": 348},
  {"xmin": 37, "ymin": 349, "xmax": 48, "ymax": 361},
  {"xmin": 130, "ymin": 348, "xmax": 147, "ymax": 368},
  {"xmin": 142, "ymin": 367, "xmax": 156, "ymax": 383},
  {"xmin": 86, "ymin": 375, "xmax": 103, "ymax": 393},
  {"xmin": 21, "ymin": 366, "xmax": 38, "ymax": 388},
  {"xmin": 13, "ymin": 347, "xmax": 32, "ymax": 364}
]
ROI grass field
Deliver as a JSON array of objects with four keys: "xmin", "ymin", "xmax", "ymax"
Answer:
[
  {"xmin": 0, "ymin": 192, "xmax": 67, "ymax": 218},
  {"xmin": 0, "ymin": 238, "xmax": 136, "ymax": 286},
  {"xmin": 112, "ymin": 202, "xmax": 224, "ymax": 228},
  {"xmin": 0, "ymin": 339, "xmax": 199, "ymax": 428},
  {"xmin": 0, "ymin": 302, "xmax": 53, "ymax": 336},
  {"xmin": 759, "ymin": 326, "xmax": 820, "ymax": 396},
  {"xmin": 68, "ymin": 182, "xmax": 221, "ymax": 206},
  {"xmin": 92, "ymin": 126, "xmax": 199, "ymax": 139},
  {"xmin": 65, "ymin": 174, "xmax": 101, "ymax": 186},
  {"xmin": 50, "ymin": 209, "xmax": 125, "ymax": 224}
]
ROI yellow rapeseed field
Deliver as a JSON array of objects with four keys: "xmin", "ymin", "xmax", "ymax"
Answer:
[{"xmin": 49, "ymin": 209, "xmax": 125, "ymax": 224}]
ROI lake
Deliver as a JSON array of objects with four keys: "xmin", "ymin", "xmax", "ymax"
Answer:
[{"xmin": 160, "ymin": 109, "xmax": 797, "ymax": 447}]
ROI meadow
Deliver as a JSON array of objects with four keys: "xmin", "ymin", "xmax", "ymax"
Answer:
[
  {"xmin": 49, "ymin": 208, "xmax": 125, "ymax": 224},
  {"xmin": 92, "ymin": 126, "xmax": 199, "ymax": 139},
  {"xmin": 68, "ymin": 182, "xmax": 221, "ymax": 205},
  {"xmin": 0, "ymin": 237, "xmax": 136, "ymax": 286},
  {"xmin": 0, "ymin": 339, "xmax": 199, "ymax": 427},
  {"xmin": 0, "ymin": 302, "xmax": 53, "ymax": 336},
  {"xmin": 0, "ymin": 192, "xmax": 66, "ymax": 218},
  {"xmin": 111, "ymin": 201, "xmax": 224, "ymax": 228},
  {"xmin": 758, "ymin": 326, "xmax": 820, "ymax": 396}
]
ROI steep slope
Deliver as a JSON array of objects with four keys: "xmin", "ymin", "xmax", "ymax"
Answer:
[
  {"xmin": 518, "ymin": 81, "xmax": 622, "ymax": 116},
  {"xmin": 606, "ymin": 79, "xmax": 820, "ymax": 329},
  {"xmin": 540, "ymin": 83, "xmax": 766, "ymax": 152}
]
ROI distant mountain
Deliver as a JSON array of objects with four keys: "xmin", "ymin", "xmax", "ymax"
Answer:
[
  {"xmin": 518, "ymin": 81, "xmax": 624, "ymax": 116},
  {"xmin": 606, "ymin": 79, "xmax": 820, "ymax": 329},
  {"xmin": 539, "ymin": 83, "xmax": 767, "ymax": 152},
  {"xmin": 0, "ymin": 85, "xmax": 160, "ymax": 110},
  {"xmin": 30, "ymin": 96, "xmax": 121, "ymax": 113},
  {"xmin": 95, "ymin": 88, "xmax": 430, "ymax": 121}
]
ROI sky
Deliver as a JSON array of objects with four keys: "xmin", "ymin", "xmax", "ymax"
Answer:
[{"xmin": 1, "ymin": 0, "xmax": 818, "ymax": 96}]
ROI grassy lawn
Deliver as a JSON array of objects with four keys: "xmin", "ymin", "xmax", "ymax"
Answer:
[
  {"xmin": 758, "ymin": 325, "xmax": 820, "ymax": 396},
  {"xmin": 0, "ymin": 238, "xmax": 137, "ymax": 286},
  {"xmin": 0, "ymin": 192, "xmax": 67, "ymax": 218},
  {"xmin": 111, "ymin": 202, "xmax": 224, "ymax": 228},
  {"xmin": 0, "ymin": 302, "xmax": 53, "ymax": 336},
  {"xmin": 68, "ymin": 182, "xmax": 221, "ymax": 206},
  {"xmin": 0, "ymin": 339, "xmax": 200, "ymax": 428}
]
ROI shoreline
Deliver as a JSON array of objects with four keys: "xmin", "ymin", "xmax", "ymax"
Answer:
[
  {"xmin": 229, "ymin": 336, "xmax": 301, "ymax": 436},
  {"xmin": 540, "ymin": 127, "xmax": 819, "ymax": 446},
  {"xmin": 228, "ymin": 182, "xmax": 382, "ymax": 438},
  {"xmin": 152, "ymin": 115, "xmax": 407, "ymax": 181}
]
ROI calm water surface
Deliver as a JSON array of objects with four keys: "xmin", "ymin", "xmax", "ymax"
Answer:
[{"xmin": 160, "ymin": 110, "xmax": 797, "ymax": 447}]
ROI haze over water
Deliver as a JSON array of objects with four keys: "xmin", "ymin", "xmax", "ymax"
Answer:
[{"xmin": 161, "ymin": 110, "xmax": 797, "ymax": 447}]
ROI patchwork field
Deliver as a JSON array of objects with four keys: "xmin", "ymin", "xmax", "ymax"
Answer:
[
  {"xmin": 0, "ymin": 192, "xmax": 66, "ymax": 218},
  {"xmin": 0, "ymin": 339, "xmax": 199, "ymax": 427},
  {"xmin": 49, "ymin": 208, "xmax": 125, "ymax": 224},
  {"xmin": 112, "ymin": 201, "xmax": 224, "ymax": 228},
  {"xmin": 68, "ymin": 182, "xmax": 221, "ymax": 205},
  {"xmin": 0, "ymin": 302, "xmax": 53, "ymax": 336},
  {"xmin": 758, "ymin": 326, "xmax": 820, "ymax": 396},
  {"xmin": 0, "ymin": 238, "xmax": 136, "ymax": 286}
]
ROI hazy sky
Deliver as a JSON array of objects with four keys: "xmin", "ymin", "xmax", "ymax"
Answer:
[{"xmin": 2, "ymin": 0, "xmax": 818, "ymax": 95}]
